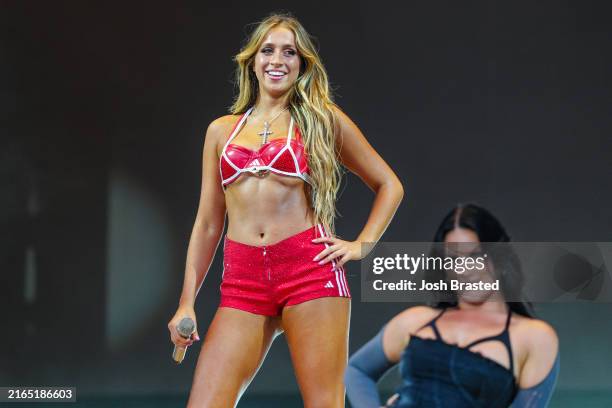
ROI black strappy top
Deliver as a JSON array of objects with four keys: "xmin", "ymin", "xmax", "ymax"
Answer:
[{"xmin": 393, "ymin": 308, "xmax": 518, "ymax": 408}]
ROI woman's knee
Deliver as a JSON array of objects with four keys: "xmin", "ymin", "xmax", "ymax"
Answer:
[
  {"xmin": 302, "ymin": 381, "xmax": 345, "ymax": 408},
  {"xmin": 187, "ymin": 386, "xmax": 239, "ymax": 408},
  {"xmin": 302, "ymin": 387, "xmax": 345, "ymax": 408}
]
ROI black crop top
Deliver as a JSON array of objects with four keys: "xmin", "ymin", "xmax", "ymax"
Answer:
[{"xmin": 393, "ymin": 308, "xmax": 518, "ymax": 408}]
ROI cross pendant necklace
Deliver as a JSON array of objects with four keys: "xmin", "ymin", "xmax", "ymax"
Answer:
[
  {"xmin": 258, "ymin": 122, "xmax": 273, "ymax": 145},
  {"xmin": 255, "ymin": 107, "xmax": 288, "ymax": 146}
]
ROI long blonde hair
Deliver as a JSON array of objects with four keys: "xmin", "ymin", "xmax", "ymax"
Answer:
[{"xmin": 230, "ymin": 13, "xmax": 342, "ymax": 233}]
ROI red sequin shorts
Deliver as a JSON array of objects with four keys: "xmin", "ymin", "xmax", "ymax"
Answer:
[{"xmin": 219, "ymin": 224, "xmax": 351, "ymax": 316}]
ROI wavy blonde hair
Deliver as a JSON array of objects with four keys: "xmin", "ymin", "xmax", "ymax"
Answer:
[{"xmin": 230, "ymin": 13, "xmax": 342, "ymax": 233}]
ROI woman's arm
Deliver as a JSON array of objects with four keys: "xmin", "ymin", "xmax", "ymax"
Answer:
[
  {"xmin": 512, "ymin": 354, "xmax": 560, "ymax": 408},
  {"xmin": 345, "ymin": 327, "xmax": 394, "ymax": 408},
  {"xmin": 313, "ymin": 106, "xmax": 404, "ymax": 266},
  {"xmin": 168, "ymin": 117, "xmax": 228, "ymax": 347},
  {"xmin": 345, "ymin": 307, "xmax": 440, "ymax": 408},
  {"xmin": 513, "ymin": 320, "xmax": 560, "ymax": 407},
  {"xmin": 179, "ymin": 118, "xmax": 228, "ymax": 306}
]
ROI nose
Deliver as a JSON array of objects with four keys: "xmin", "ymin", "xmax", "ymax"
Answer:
[{"xmin": 270, "ymin": 50, "xmax": 283, "ymax": 66}]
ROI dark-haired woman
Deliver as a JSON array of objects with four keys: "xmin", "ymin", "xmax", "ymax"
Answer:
[{"xmin": 345, "ymin": 204, "xmax": 559, "ymax": 408}]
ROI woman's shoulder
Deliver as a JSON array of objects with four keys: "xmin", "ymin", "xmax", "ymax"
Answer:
[
  {"xmin": 204, "ymin": 114, "xmax": 242, "ymax": 142},
  {"xmin": 207, "ymin": 114, "xmax": 241, "ymax": 134},
  {"xmin": 328, "ymin": 104, "xmax": 367, "ymax": 146},
  {"xmin": 382, "ymin": 306, "xmax": 442, "ymax": 361},
  {"xmin": 387, "ymin": 305, "xmax": 442, "ymax": 334},
  {"xmin": 512, "ymin": 314, "xmax": 559, "ymax": 349},
  {"xmin": 512, "ymin": 315, "xmax": 560, "ymax": 388},
  {"xmin": 329, "ymin": 104, "xmax": 351, "ymax": 127}
]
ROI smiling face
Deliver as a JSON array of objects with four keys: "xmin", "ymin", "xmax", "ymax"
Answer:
[{"xmin": 252, "ymin": 26, "xmax": 301, "ymax": 98}]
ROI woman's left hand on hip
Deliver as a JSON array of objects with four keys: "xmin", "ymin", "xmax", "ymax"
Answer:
[{"xmin": 312, "ymin": 236, "xmax": 363, "ymax": 267}]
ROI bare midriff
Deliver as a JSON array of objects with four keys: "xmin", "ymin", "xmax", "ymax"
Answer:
[{"xmin": 224, "ymin": 171, "xmax": 315, "ymax": 246}]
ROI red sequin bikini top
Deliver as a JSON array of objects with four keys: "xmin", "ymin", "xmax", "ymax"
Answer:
[{"xmin": 219, "ymin": 107, "xmax": 311, "ymax": 187}]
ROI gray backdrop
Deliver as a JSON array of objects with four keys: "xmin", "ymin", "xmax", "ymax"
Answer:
[{"xmin": 1, "ymin": 0, "xmax": 611, "ymax": 404}]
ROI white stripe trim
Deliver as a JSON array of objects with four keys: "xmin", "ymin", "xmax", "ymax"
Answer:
[
  {"xmin": 339, "ymin": 264, "xmax": 349, "ymax": 296},
  {"xmin": 222, "ymin": 107, "xmax": 253, "ymax": 152},
  {"xmin": 224, "ymin": 167, "xmax": 311, "ymax": 186},
  {"xmin": 317, "ymin": 224, "xmax": 345, "ymax": 297},
  {"xmin": 286, "ymin": 117, "xmax": 294, "ymax": 144},
  {"xmin": 221, "ymin": 169, "xmax": 241, "ymax": 185},
  {"xmin": 266, "ymin": 168, "xmax": 311, "ymax": 184},
  {"xmin": 289, "ymin": 145, "xmax": 301, "ymax": 174},
  {"xmin": 335, "ymin": 263, "xmax": 347, "ymax": 296},
  {"xmin": 223, "ymin": 150, "xmax": 242, "ymax": 171},
  {"xmin": 220, "ymin": 108, "xmax": 253, "ymax": 186},
  {"xmin": 327, "ymin": 226, "xmax": 349, "ymax": 296},
  {"xmin": 267, "ymin": 145, "xmax": 289, "ymax": 167},
  {"xmin": 220, "ymin": 109, "xmax": 313, "ymax": 187}
]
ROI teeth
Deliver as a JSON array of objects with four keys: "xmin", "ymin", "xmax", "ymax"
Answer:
[{"xmin": 267, "ymin": 71, "xmax": 286, "ymax": 77}]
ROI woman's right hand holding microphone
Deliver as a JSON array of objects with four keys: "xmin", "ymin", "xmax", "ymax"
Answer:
[{"xmin": 168, "ymin": 304, "xmax": 200, "ymax": 350}]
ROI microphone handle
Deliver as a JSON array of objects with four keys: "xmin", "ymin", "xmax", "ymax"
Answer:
[
  {"xmin": 172, "ymin": 344, "xmax": 188, "ymax": 364},
  {"xmin": 172, "ymin": 317, "xmax": 195, "ymax": 364}
]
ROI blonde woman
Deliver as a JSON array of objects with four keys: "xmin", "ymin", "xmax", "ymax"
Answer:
[{"xmin": 168, "ymin": 13, "xmax": 404, "ymax": 407}]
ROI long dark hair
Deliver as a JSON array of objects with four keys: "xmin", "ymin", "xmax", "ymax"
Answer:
[{"xmin": 431, "ymin": 203, "xmax": 534, "ymax": 318}]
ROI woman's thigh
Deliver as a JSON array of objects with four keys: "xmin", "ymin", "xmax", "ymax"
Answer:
[
  {"xmin": 282, "ymin": 297, "xmax": 351, "ymax": 408},
  {"xmin": 188, "ymin": 307, "xmax": 281, "ymax": 408}
]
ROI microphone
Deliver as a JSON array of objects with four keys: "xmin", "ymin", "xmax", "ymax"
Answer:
[{"xmin": 172, "ymin": 317, "xmax": 196, "ymax": 364}]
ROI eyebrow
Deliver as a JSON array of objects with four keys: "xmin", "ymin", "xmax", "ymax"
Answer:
[{"xmin": 261, "ymin": 42, "xmax": 296, "ymax": 49}]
